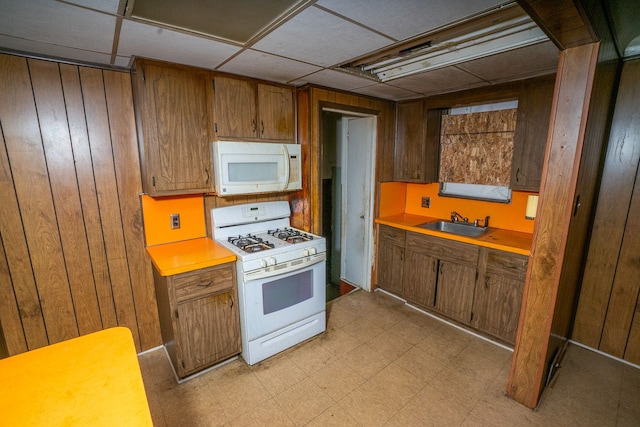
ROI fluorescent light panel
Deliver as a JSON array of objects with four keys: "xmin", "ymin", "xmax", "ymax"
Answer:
[{"xmin": 367, "ymin": 15, "xmax": 548, "ymax": 82}]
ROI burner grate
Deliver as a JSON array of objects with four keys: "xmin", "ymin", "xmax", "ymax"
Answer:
[
  {"xmin": 228, "ymin": 234, "xmax": 274, "ymax": 253},
  {"xmin": 267, "ymin": 227, "xmax": 314, "ymax": 243}
]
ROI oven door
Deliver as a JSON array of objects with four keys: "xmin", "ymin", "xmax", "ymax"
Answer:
[{"xmin": 241, "ymin": 257, "xmax": 325, "ymax": 341}]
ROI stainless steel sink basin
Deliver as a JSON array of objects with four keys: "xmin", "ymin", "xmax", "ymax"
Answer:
[{"xmin": 417, "ymin": 220, "xmax": 489, "ymax": 238}]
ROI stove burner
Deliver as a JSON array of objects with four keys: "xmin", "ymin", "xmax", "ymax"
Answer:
[
  {"xmin": 268, "ymin": 228, "xmax": 314, "ymax": 244},
  {"xmin": 228, "ymin": 234, "xmax": 274, "ymax": 253}
]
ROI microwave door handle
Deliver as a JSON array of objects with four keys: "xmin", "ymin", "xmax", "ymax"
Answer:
[{"xmin": 281, "ymin": 144, "xmax": 290, "ymax": 191}]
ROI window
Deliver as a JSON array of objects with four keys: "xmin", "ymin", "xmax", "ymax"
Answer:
[{"xmin": 439, "ymin": 100, "xmax": 517, "ymax": 203}]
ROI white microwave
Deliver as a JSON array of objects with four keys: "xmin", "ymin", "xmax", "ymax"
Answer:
[{"xmin": 212, "ymin": 141, "xmax": 302, "ymax": 196}]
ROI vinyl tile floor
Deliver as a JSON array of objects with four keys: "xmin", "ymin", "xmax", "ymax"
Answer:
[{"xmin": 138, "ymin": 289, "xmax": 640, "ymax": 426}]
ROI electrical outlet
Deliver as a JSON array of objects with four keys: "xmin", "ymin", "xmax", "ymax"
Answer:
[
  {"xmin": 421, "ymin": 197, "xmax": 431, "ymax": 208},
  {"xmin": 170, "ymin": 214, "xmax": 180, "ymax": 230}
]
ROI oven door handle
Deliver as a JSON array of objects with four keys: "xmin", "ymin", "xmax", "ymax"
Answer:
[{"xmin": 243, "ymin": 253, "xmax": 326, "ymax": 282}]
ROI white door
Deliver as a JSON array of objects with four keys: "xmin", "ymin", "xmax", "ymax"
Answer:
[{"xmin": 340, "ymin": 116, "xmax": 376, "ymax": 290}]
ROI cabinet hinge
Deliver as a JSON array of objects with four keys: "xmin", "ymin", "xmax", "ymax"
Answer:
[{"xmin": 174, "ymin": 309, "xmax": 179, "ymax": 319}]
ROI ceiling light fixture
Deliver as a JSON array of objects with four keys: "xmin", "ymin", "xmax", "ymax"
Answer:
[{"xmin": 365, "ymin": 15, "xmax": 548, "ymax": 82}]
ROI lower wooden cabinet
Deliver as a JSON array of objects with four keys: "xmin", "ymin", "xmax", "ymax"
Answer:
[
  {"xmin": 405, "ymin": 232, "xmax": 479, "ymax": 325},
  {"xmin": 472, "ymin": 248, "xmax": 528, "ymax": 344},
  {"xmin": 153, "ymin": 262, "xmax": 241, "ymax": 379},
  {"xmin": 376, "ymin": 225, "xmax": 527, "ymax": 344},
  {"xmin": 435, "ymin": 260, "xmax": 477, "ymax": 324},
  {"xmin": 403, "ymin": 250, "xmax": 437, "ymax": 307},
  {"xmin": 376, "ymin": 225, "xmax": 406, "ymax": 295}
]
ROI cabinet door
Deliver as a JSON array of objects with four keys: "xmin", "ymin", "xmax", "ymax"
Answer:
[
  {"xmin": 176, "ymin": 290, "xmax": 240, "ymax": 376},
  {"xmin": 511, "ymin": 75, "xmax": 555, "ymax": 191},
  {"xmin": 435, "ymin": 260, "xmax": 476, "ymax": 324},
  {"xmin": 377, "ymin": 243, "xmax": 404, "ymax": 295},
  {"xmin": 472, "ymin": 272, "xmax": 524, "ymax": 344},
  {"xmin": 135, "ymin": 61, "xmax": 213, "ymax": 195},
  {"xmin": 403, "ymin": 250, "xmax": 437, "ymax": 307},
  {"xmin": 213, "ymin": 75, "xmax": 257, "ymax": 139},
  {"xmin": 257, "ymin": 83, "xmax": 295, "ymax": 141},
  {"xmin": 394, "ymin": 100, "xmax": 426, "ymax": 181}
]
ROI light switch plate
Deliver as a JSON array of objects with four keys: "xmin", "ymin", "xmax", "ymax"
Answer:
[{"xmin": 170, "ymin": 213, "xmax": 180, "ymax": 229}]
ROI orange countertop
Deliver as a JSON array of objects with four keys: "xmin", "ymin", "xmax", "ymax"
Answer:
[
  {"xmin": 0, "ymin": 327, "xmax": 153, "ymax": 426},
  {"xmin": 146, "ymin": 237, "xmax": 237, "ymax": 276},
  {"xmin": 376, "ymin": 214, "xmax": 532, "ymax": 256}
]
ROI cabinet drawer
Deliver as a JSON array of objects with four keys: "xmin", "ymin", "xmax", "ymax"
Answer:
[
  {"xmin": 379, "ymin": 225, "xmax": 406, "ymax": 246},
  {"xmin": 173, "ymin": 264, "xmax": 234, "ymax": 303},
  {"xmin": 406, "ymin": 232, "xmax": 478, "ymax": 266},
  {"xmin": 485, "ymin": 249, "xmax": 528, "ymax": 279}
]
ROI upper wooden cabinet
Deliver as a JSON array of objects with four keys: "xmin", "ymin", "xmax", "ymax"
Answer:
[
  {"xmin": 511, "ymin": 75, "xmax": 555, "ymax": 192},
  {"xmin": 132, "ymin": 59, "xmax": 214, "ymax": 196},
  {"xmin": 213, "ymin": 75, "xmax": 295, "ymax": 142},
  {"xmin": 393, "ymin": 76, "xmax": 554, "ymax": 190},
  {"xmin": 394, "ymin": 100, "xmax": 440, "ymax": 182}
]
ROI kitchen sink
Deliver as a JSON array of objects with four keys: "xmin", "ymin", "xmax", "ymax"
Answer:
[{"xmin": 417, "ymin": 220, "xmax": 489, "ymax": 238}]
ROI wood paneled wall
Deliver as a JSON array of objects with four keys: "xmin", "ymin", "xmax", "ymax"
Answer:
[
  {"xmin": 296, "ymin": 86, "xmax": 396, "ymax": 236},
  {"xmin": 573, "ymin": 59, "xmax": 640, "ymax": 364},
  {"xmin": 0, "ymin": 54, "xmax": 161, "ymax": 355}
]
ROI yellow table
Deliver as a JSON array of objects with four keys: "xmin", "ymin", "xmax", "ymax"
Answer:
[{"xmin": 0, "ymin": 327, "xmax": 153, "ymax": 426}]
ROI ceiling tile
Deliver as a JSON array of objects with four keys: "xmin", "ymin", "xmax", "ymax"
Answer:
[
  {"xmin": 387, "ymin": 67, "xmax": 487, "ymax": 96},
  {"xmin": 118, "ymin": 20, "xmax": 241, "ymax": 69},
  {"xmin": 113, "ymin": 55, "xmax": 132, "ymax": 68},
  {"xmin": 252, "ymin": 5, "xmax": 393, "ymax": 67},
  {"xmin": 218, "ymin": 49, "xmax": 321, "ymax": 84},
  {"xmin": 0, "ymin": 0, "xmax": 115, "ymax": 53},
  {"xmin": 455, "ymin": 42, "xmax": 559, "ymax": 82},
  {"xmin": 130, "ymin": 0, "xmax": 299, "ymax": 44},
  {"xmin": 0, "ymin": 34, "xmax": 115, "ymax": 66},
  {"xmin": 62, "ymin": 0, "xmax": 121, "ymax": 15},
  {"xmin": 289, "ymin": 68, "xmax": 378, "ymax": 91},
  {"xmin": 317, "ymin": 0, "xmax": 507, "ymax": 41},
  {"xmin": 350, "ymin": 83, "xmax": 421, "ymax": 101}
]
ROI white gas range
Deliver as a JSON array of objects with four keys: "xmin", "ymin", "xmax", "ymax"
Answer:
[{"xmin": 211, "ymin": 201, "xmax": 326, "ymax": 365}]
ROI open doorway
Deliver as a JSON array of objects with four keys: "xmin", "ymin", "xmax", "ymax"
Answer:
[{"xmin": 321, "ymin": 109, "xmax": 377, "ymax": 301}]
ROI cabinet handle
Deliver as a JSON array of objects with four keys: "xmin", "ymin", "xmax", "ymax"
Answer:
[
  {"xmin": 229, "ymin": 294, "xmax": 234, "ymax": 310},
  {"xmin": 197, "ymin": 281, "xmax": 214, "ymax": 287},
  {"xmin": 204, "ymin": 168, "xmax": 210, "ymax": 184},
  {"xmin": 252, "ymin": 119, "xmax": 257, "ymax": 133},
  {"xmin": 261, "ymin": 120, "xmax": 264, "ymax": 135},
  {"xmin": 516, "ymin": 168, "xmax": 521, "ymax": 182}
]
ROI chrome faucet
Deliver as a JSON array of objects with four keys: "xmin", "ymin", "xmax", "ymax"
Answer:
[{"xmin": 450, "ymin": 211, "xmax": 468, "ymax": 223}]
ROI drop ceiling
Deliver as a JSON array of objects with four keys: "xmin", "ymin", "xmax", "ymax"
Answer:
[{"xmin": 0, "ymin": 0, "xmax": 636, "ymax": 101}]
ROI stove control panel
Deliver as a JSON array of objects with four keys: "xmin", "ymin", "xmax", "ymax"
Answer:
[{"xmin": 302, "ymin": 248, "xmax": 318, "ymax": 257}]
